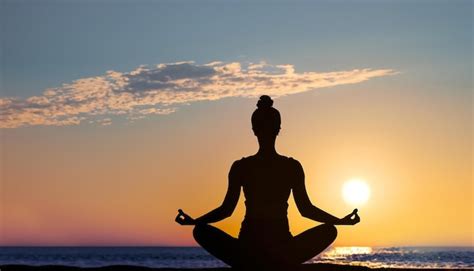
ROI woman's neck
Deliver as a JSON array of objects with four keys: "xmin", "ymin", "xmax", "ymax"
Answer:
[
  {"xmin": 257, "ymin": 137, "xmax": 278, "ymax": 156},
  {"xmin": 257, "ymin": 147, "xmax": 277, "ymax": 155}
]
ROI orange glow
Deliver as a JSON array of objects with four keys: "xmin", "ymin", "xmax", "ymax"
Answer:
[{"xmin": 1, "ymin": 88, "xmax": 471, "ymax": 246}]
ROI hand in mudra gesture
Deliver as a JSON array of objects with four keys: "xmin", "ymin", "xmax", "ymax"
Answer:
[
  {"xmin": 339, "ymin": 209, "xmax": 360, "ymax": 225},
  {"xmin": 175, "ymin": 209, "xmax": 196, "ymax": 226}
]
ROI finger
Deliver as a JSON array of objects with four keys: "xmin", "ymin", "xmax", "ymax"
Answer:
[
  {"xmin": 175, "ymin": 212, "xmax": 187, "ymax": 224},
  {"xmin": 175, "ymin": 217, "xmax": 184, "ymax": 225},
  {"xmin": 179, "ymin": 210, "xmax": 193, "ymax": 220}
]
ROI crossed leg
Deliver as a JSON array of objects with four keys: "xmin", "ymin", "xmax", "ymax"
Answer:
[
  {"xmin": 193, "ymin": 224, "xmax": 239, "ymax": 267},
  {"xmin": 288, "ymin": 223, "xmax": 337, "ymax": 265},
  {"xmin": 193, "ymin": 223, "xmax": 337, "ymax": 268}
]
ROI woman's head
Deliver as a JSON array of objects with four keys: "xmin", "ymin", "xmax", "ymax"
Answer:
[{"xmin": 251, "ymin": 95, "xmax": 281, "ymax": 138}]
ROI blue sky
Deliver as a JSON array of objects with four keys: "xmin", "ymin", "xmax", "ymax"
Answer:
[{"xmin": 2, "ymin": 1, "xmax": 471, "ymax": 98}]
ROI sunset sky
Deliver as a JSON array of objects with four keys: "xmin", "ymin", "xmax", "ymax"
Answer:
[{"xmin": 1, "ymin": 1, "xmax": 472, "ymax": 247}]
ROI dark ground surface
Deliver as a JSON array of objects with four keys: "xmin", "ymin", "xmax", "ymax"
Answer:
[{"xmin": 0, "ymin": 264, "xmax": 471, "ymax": 271}]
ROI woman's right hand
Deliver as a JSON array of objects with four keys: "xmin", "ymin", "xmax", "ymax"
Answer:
[
  {"xmin": 175, "ymin": 209, "xmax": 196, "ymax": 226},
  {"xmin": 339, "ymin": 209, "xmax": 360, "ymax": 225}
]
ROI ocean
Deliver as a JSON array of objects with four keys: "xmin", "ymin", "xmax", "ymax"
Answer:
[{"xmin": 0, "ymin": 246, "xmax": 472, "ymax": 269}]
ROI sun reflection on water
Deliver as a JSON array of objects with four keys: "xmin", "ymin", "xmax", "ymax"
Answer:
[
  {"xmin": 307, "ymin": 246, "xmax": 474, "ymax": 269},
  {"xmin": 319, "ymin": 247, "xmax": 373, "ymax": 261}
]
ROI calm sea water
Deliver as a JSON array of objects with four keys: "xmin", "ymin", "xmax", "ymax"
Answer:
[{"xmin": 0, "ymin": 247, "xmax": 472, "ymax": 269}]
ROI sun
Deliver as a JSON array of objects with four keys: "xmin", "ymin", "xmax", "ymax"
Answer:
[{"xmin": 342, "ymin": 178, "xmax": 371, "ymax": 205}]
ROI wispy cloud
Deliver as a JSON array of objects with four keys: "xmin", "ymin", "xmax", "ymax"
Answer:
[{"xmin": 0, "ymin": 61, "xmax": 396, "ymax": 128}]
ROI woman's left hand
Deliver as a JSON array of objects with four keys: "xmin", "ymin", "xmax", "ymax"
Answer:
[
  {"xmin": 175, "ymin": 209, "xmax": 196, "ymax": 226},
  {"xmin": 339, "ymin": 209, "xmax": 360, "ymax": 225}
]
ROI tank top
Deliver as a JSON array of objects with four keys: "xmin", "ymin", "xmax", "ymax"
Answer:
[{"xmin": 236, "ymin": 155, "xmax": 298, "ymax": 244}]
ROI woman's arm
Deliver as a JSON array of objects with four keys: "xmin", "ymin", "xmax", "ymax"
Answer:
[
  {"xmin": 177, "ymin": 160, "xmax": 242, "ymax": 225},
  {"xmin": 292, "ymin": 159, "xmax": 359, "ymax": 225},
  {"xmin": 195, "ymin": 160, "xmax": 241, "ymax": 224}
]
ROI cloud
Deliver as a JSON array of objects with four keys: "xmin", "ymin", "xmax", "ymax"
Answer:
[{"xmin": 0, "ymin": 61, "xmax": 396, "ymax": 128}]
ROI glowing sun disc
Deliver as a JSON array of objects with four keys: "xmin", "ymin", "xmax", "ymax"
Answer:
[{"xmin": 342, "ymin": 179, "xmax": 370, "ymax": 205}]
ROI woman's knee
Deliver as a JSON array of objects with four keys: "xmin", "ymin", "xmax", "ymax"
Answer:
[
  {"xmin": 192, "ymin": 224, "xmax": 208, "ymax": 243},
  {"xmin": 193, "ymin": 224, "xmax": 228, "ymax": 245},
  {"xmin": 321, "ymin": 224, "xmax": 338, "ymax": 240}
]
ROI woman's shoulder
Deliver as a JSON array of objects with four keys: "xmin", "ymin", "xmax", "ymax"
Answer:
[
  {"xmin": 231, "ymin": 155, "xmax": 259, "ymax": 169},
  {"xmin": 268, "ymin": 154, "xmax": 299, "ymax": 163},
  {"xmin": 285, "ymin": 156, "xmax": 303, "ymax": 168},
  {"xmin": 230, "ymin": 155, "xmax": 303, "ymax": 176},
  {"xmin": 232, "ymin": 155, "xmax": 254, "ymax": 168},
  {"xmin": 231, "ymin": 156, "xmax": 250, "ymax": 168},
  {"xmin": 273, "ymin": 156, "xmax": 303, "ymax": 174},
  {"xmin": 237, "ymin": 154, "xmax": 302, "ymax": 166}
]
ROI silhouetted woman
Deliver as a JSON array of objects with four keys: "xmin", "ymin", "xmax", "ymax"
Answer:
[{"xmin": 176, "ymin": 95, "xmax": 360, "ymax": 270}]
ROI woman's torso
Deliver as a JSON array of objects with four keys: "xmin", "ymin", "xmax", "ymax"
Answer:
[{"xmin": 236, "ymin": 154, "xmax": 298, "ymax": 243}]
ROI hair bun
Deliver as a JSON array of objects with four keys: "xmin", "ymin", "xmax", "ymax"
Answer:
[{"xmin": 257, "ymin": 95, "xmax": 273, "ymax": 109}]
